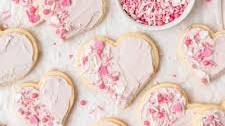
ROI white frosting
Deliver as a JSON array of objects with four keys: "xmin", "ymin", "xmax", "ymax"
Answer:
[
  {"xmin": 0, "ymin": 32, "xmax": 34, "ymax": 85},
  {"xmin": 79, "ymin": 37, "xmax": 154, "ymax": 108},
  {"xmin": 114, "ymin": 38, "xmax": 154, "ymax": 107},
  {"xmin": 40, "ymin": 76, "xmax": 72, "ymax": 122},
  {"xmin": 210, "ymin": 36, "xmax": 225, "ymax": 80}
]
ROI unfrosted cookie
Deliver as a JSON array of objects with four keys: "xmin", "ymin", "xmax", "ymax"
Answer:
[
  {"xmin": 178, "ymin": 24, "xmax": 225, "ymax": 84},
  {"xmin": 139, "ymin": 83, "xmax": 189, "ymax": 126},
  {"xmin": 76, "ymin": 32, "xmax": 160, "ymax": 108},
  {"xmin": 93, "ymin": 117, "xmax": 127, "ymax": 126},
  {"xmin": 11, "ymin": 0, "xmax": 105, "ymax": 39},
  {"xmin": 15, "ymin": 70, "xmax": 76, "ymax": 126},
  {"xmin": 0, "ymin": 28, "xmax": 39, "ymax": 86}
]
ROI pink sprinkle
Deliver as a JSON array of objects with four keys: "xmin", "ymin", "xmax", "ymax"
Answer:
[
  {"xmin": 95, "ymin": 41, "xmax": 105, "ymax": 56},
  {"xmin": 202, "ymin": 48, "xmax": 213, "ymax": 57},
  {"xmin": 80, "ymin": 99, "xmax": 87, "ymax": 106},
  {"xmin": 207, "ymin": 115, "xmax": 214, "ymax": 121},
  {"xmin": 172, "ymin": 103, "xmax": 183, "ymax": 113},
  {"xmin": 149, "ymin": 108, "xmax": 156, "ymax": 113},
  {"xmin": 82, "ymin": 56, "xmax": 88, "ymax": 65},
  {"xmin": 144, "ymin": 120, "xmax": 150, "ymax": 126},
  {"xmin": 30, "ymin": 115, "xmax": 39, "ymax": 124},
  {"xmin": 203, "ymin": 60, "xmax": 215, "ymax": 66},
  {"xmin": 42, "ymin": 117, "xmax": 48, "ymax": 123},
  {"xmin": 29, "ymin": 6, "xmax": 37, "ymax": 13},
  {"xmin": 26, "ymin": 11, "xmax": 40, "ymax": 23},
  {"xmin": 61, "ymin": 0, "xmax": 72, "ymax": 6},
  {"xmin": 31, "ymin": 93, "xmax": 39, "ymax": 98},
  {"xmin": 201, "ymin": 78, "xmax": 209, "ymax": 85},
  {"xmin": 185, "ymin": 39, "xmax": 192, "ymax": 47},
  {"xmin": 43, "ymin": 9, "xmax": 51, "ymax": 15},
  {"xmin": 99, "ymin": 83, "xmax": 106, "ymax": 90},
  {"xmin": 158, "ymin": 111, "xmax": 165, "ymax": 119},
  {"xmin": 98, "ymin": 65, "xmax": 108, "ymax": 76},
  {"xmin": 110, "ymin": 75, "xmax": 119, "ymax": 81}
]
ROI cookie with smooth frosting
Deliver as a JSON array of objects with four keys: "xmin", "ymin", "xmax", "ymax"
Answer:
[
  {"xmin": 11, "ymin": 0, "xmax": 105, "ymax": 40},
  {"xmin": 93, "ymin": 117, "xmax": 127, "ymax": 126},
  {"xmin": 0, "ymin": 28, "xmax": 39, "ymax": 86},
  {"xmin": 15, "ymin": 70, "xmax": 76, "ymax": 126},
  {"xmin": 76, "ymin": 32, "xmax": 160, "ymax": 108},
  {"xmin": 178, "ymin": 24, "xmax": 225, "ymax": 84},
  {"xmin": 139, "ymin": 83, "xmax": 189, "ymax": 126}
]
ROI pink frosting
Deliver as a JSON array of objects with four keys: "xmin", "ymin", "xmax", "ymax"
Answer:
[
  {"xmin": 200, "ymin": 110, "xmax": 225, "ymax": 126},
  {"xmin": 120, "ymin": 0, "xmax": 189, "ymax": 26},
  {"xmin": 12, "ymin": 0, "xmax": 104, "ymax": 39},
  {"xmin": 141, "ymin": 87, "xmax": 186, "ymax": 126},
  {"xmin": 183, "ymin": 28, "xmax": 225, "ymax": 84},
  {"xmin": 79, "ymin": 37, "xmax": 154, "ymax": 108},
  {"xmin": 16, "ymin": 76, "xmax": 73, "ymax": 126},
  {"xmin": 0, "ymin": 33, "xmax": 34, "ymax": 85}
]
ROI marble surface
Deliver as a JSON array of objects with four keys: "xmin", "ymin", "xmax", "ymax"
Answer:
[{"xmin": 0, "ymin": 0, "xmax": 225, "ymax": 126}]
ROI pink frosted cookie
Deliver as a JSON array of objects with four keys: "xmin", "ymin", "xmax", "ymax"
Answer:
[
  {"xmin": 93, "ymin": 117, "xmax": 127, "ymax": 126},
  {"xmin": 178, "ymin": 24, "xmax": 225, "ymax": 84},
  {"xmin": 0, "ymin": 28, "xmax": 39, "ymax": 86},
  {"xmin": 140, "ymin": 83, "xmax": 188, "ymax": 126},
  {"xmin": 11, "ymin": 0, "xmax": 105, "ymax": 40},
  {"xmin": 15, "ymin": 70, "xmax": 76, "ymax": 126},
  {"xmin": 76, "ymin": 32, "xmax": 160, "ymax": 108},
  {"xmin": 120, "ymin": 0, "xmax": 190, "ymax": 26},
  {"xmin": 192, "ymin": 105, "xmax": 225, "ymax": 126}
]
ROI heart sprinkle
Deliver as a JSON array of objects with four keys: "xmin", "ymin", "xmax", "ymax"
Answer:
[
  {"xmin": 141, "ymin": 87, "xmax": 186, "ymax": 126},
  {"xmin": 201, "ymin": 110, "xmax": 225, "ymax": 126},
  {"xmin": 184, "ymin": 28, "xmax": 216, "ymax": 84},
  {"xmin": 120, "ymin": 0, "xmax": 189, "ymax": 26},
  {"xmin": 17, "ymin": 88, "xmax": 55, "ymax": 126}
]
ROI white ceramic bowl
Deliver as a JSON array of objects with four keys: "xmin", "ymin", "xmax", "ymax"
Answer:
[{"xmin": 117, "ymin": 0, "xmax": 196, "ymax": 30}]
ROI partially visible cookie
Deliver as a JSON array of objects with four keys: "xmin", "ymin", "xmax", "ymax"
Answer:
[
  {"xmin": 178, "ymin": 24, "xmax": 225, "ymax": 84},
  {"xmin": 191, "ymin": 104, "xmax": 225, "ymax": 126},
  {"xmin": 139, "ymin": 83, "xmax": 189, "ymax": 126},
  {"xmin": 93, "ymin": 117, "xmax": 127, "ymax": 126},
  {"xmin": 0, "ymin": 28, "xmax": 39, "ymax": 86},
  {"xmin": 15, "ymin": 70, "xmax": 76, "ymax": 126},
  {"xmin": 11, "ymin": 0, "xmax": 106, "ymax": 40}
]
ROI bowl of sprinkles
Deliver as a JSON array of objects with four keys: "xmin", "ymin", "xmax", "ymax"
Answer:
[{"xmin": 119, "ymin": 0, "xmax": 195, "ymax": 30}]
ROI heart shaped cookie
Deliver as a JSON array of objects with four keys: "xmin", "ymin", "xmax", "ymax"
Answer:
[
  {"xmin": 178, "ymin": 24, "xmax": 225, "ymax": 84},
  {"xmin": 190, "ymin": 104, "xmax": 225, "ymax": 126},
  {"xmin": 12, "ymin": 0, "xmax": 105, "ymax": 40},
  {"xmin": 0, "ymin": 28, "xmax": 39, "ymax": 86},
  {"xmin": 139, "ymin": 83, "xmax": 189, "ymax": 126},
  {"xmin": 15, "ymin": 70, "xmax": 76, "ymax": 126},
  {"xmin": 93, "ymin": 117, "xmax": 127, "ymax": 126},
  {"xmin": 76, "ymin": 32, "xmax": 160, "ymax": 108}
]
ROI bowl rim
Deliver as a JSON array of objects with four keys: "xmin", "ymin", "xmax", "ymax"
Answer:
[{"xmin": 116, "ymin": 0, "xmax": 196, "ymax": 31}]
